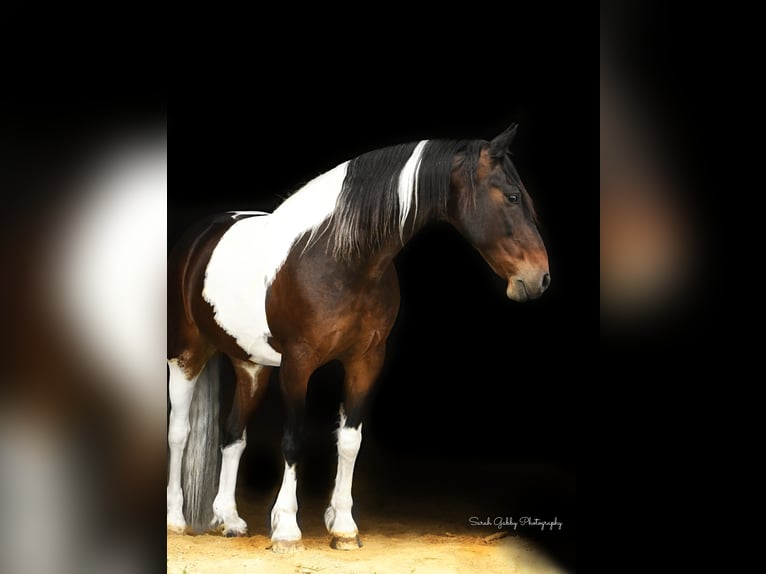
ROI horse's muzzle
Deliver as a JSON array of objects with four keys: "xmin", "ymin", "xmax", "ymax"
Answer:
[{"xmin": 506, "ymin": 272, "xmax": 550, "ymax": 302}]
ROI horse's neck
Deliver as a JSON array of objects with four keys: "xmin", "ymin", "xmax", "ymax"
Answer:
[
  {"xmin": 357, "ymin": 208, "xmax": 447, "ymax": 280},
  {"xmin": 360, "ymin": 238, "xmax": 404, "ymax": 280},
  {"xmin": 321, "ymin": 181, "xmax": 457, "ymax": 280}
]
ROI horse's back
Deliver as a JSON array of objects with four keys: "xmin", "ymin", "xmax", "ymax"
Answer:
[
  {"xmin": 201, "ymin": 213, "xmax": 285, "ymax": 366},
  {"xmin": 168, "ymin": 212, "xmax": 268, "ymax": 358}
]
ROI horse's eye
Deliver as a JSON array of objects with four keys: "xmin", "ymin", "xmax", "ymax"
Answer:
[{"xmin": 505, "ymin": 193, "xmax": 519, "ymax": 204}]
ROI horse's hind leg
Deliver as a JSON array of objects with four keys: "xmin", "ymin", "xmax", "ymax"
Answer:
[
  {"xmin": 166, "ymin": 355, "xmax": 208, "ymax": 532},
  {"xmin": 211, "ymin": 357, "xmax": 271, "ymax": 536}
]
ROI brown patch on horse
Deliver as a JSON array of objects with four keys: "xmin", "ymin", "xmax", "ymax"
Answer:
[{"xmin": 266, "ymin": 234, "xmax": 400, "ymax": 369}]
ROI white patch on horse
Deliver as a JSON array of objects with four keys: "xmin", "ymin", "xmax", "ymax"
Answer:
[
  {"xmin": 271, "ymin": 461, "xmax": 302, "ymax": 542},
  {"xmin": 166, "ymin": 359, "xmax": 199, "ymax": 532},
  {"xmin": 324, "ymin": 409, "xmax": 363, "ymax": 537},
  {"xmin": 397, "ymin": 140, "xmax": 428, "ymax": 237},
  {"xmin": 240, "ymin": 362, "xmax": 262, "ymax": 398},
  {"xmin": 211, "ymin": 430, "xmax": 248, "ymax": 535},
  {"xmin": 203, "ymin": 162, "xmax": 349, "ymax": 366}
]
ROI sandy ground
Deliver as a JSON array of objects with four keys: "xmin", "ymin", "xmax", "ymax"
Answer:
[
  {"xmin": 167, "ymin": 408, "xmax": 574, "ymax": 574},
  {"xmin": 167, "ymin": 528, "xmax": 562, "ymax": 574},
  {"xmin": 167, "ymin": 457, "xmax": 572, "ymax": 573}
]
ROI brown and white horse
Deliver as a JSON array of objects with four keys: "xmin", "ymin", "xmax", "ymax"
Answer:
[{"xmin": 166, "ymin": 124, "xmax": 550, "ymax": 552}]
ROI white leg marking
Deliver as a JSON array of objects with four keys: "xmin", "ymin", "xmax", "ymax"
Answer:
[
  {"xmin": 270, "ymin": 461, "xmax": 302, "ymax": 542},
  {"xmin": 166, "ymin": 360, "xmax": 199, "ymax": 532},
  {"xmin": 211, "ymin": 430, "xmax": 248, "ymax": 535},
  {"xmin": 325, "ymin": 410, "xmax": 362, "ymax": 537}
]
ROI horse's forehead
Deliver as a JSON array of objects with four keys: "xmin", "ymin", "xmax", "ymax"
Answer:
[{"xmin": 476, "ymin": 148, "xmax": 497, "ymax": 180}]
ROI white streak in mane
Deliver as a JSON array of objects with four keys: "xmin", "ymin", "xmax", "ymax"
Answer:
[
  {"xmin": 229, "ymin": 210, "xmax": 269, "ymax": 219},
  {"xmin": 203, "ymin": 162, "xmax": 349, "ymax": 365},
  {"xmin": 397, "ymin": 140, "xmax": 428, "ymax": 238}
]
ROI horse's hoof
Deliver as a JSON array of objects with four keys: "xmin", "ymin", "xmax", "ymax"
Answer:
[
  {"xmin": 166, "ymin": 510, "xmax": 186, "ymax": 534},
  {"xmin": 330, "ymin": 534, "xmax": 363, "ymax": 550},
  {"xmin": 271, "ymin": 539, "xmax": 304, "ymax": 554},
  {"xmin": 212, "ymin": 517, "xmax": 248, "ymax": 537},
  {"xmin": 166, "ymin": 517, "xmax": 187, "ymax": 534}
]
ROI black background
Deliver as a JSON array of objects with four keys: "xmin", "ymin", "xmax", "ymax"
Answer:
[
  {"xmin": 170, "ymin": 54, "xmax": 591, "ymax": 461},
  {"xmin": 170, "ymin": 18, "xmax": 591, "ymax": 571}
]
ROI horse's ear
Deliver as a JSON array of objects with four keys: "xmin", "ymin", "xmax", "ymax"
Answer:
[{"xmin": 489, "ymin": 123, "xmax": 518, "ymax": 158}]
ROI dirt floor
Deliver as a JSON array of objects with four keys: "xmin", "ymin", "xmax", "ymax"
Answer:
[
  {"xmin": 167, "ymin": 379, "xmax": 574, "ymax": 574},
  {"xmin": 167, "ymin": 447, "xmax": 573, "ymax": 573},
  {"xmin": 167, "ymin": 527, "xmax": 562, "ymax": 574}
]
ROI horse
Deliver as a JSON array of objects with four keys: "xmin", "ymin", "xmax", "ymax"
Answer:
[{"xmin": 166, "ymin": 123, "xmax": 550, "ymax": 553}]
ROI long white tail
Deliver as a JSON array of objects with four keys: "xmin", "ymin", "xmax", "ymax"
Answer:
[{"xmin": 182, "ymin": 353, "xmax": 222, "ymax": 533}]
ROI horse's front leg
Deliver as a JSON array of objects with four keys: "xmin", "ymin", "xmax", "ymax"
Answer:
[
  {"xmin": 325, "ymin": 347, "xmax": 385, "ymax": 550},
  {"xmin": 270, "ymin": 352, "xmax": 314, "ymax": 553}
]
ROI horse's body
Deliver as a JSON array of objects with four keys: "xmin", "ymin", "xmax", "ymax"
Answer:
[{"xmin": 167, "ymin": 125, "xmax": 550, "ymax": 552}]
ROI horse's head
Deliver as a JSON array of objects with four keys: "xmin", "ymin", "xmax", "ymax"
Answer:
[{"xmin": 449, "ymin": 124, "xmax": 550, "ymax": 302}]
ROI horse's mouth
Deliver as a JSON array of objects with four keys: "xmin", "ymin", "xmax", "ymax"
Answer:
[
  {"xmin": 507, "ymin": 279, "xmax": 530, "ymax": 302},
  {"xmin": 517, "ymin": 280, "xmax": 530, "ymax": 301},
  {"xmin": 507, "ymin": 273, "xmax": 550, "ymax": 302}
]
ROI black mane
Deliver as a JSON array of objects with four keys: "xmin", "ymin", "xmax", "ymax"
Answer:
[{"xmin": 325, "ymin": 139, "xmax": 484, "ymax": 260}]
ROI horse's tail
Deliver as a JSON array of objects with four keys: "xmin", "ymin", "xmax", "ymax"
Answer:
[{"xmin": 182, "ymin": 353, "xmax": 222, "ymax": 533}]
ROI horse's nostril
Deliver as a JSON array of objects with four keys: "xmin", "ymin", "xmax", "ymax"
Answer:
[{"xmin": 541, "ymin": 273, "xmax": 551, "ymax": 291}]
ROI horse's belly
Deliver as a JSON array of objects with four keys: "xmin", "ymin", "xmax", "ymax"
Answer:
[{"xmin": 202, "ymin": 214, "xmax": 283, "ymax": 366}]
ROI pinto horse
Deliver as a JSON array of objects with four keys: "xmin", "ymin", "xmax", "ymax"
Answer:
[{"xmin": 167, "ymin": 124, "xmax": 550, "ymax": 552}]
